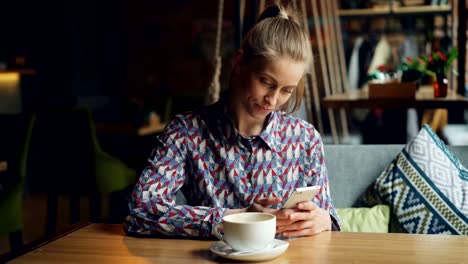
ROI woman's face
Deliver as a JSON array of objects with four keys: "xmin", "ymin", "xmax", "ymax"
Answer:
[{"xmin": 234, "ymin": 56, "xmax": 306, "ymax": 121}]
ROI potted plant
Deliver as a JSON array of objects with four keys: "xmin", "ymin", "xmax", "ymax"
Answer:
[
  {"xmin": 401, "ymin": 47, "xmax": 458, "ymax": 97},
  {"xmin": 366, "ymin": 63, "xmax": 416, "ymax": 99}
]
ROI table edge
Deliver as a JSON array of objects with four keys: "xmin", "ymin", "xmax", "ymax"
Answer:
[{"xmin": 0, "ymin": 222, "xmax": 91, "ymax": 263}]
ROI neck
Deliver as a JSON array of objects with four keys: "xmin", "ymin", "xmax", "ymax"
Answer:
[
  {"xmin": 228, "ymin": 95, "xmax": 266, "ymax": 137},
  {"xmin": 236, "ymin": 116, "xmax": 265, "ymax": 137}
]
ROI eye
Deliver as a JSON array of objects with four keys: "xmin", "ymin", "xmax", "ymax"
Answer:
[
  {"xmin": 259, "ymin": 77, "xmax": 274, "ymax": 87},
  {"xmin": 282, "ymin": 88, "xmax": 294, "ymax": 94}
]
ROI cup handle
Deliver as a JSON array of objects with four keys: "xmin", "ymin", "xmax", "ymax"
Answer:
[{"xmin": 213, "ymin": 222, "xmax": 225, "ymax": 242}]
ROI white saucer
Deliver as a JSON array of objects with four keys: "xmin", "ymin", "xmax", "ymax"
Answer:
[{"xmin": 209, "ymin": 239, "xmax": 289, "ymax": 262}]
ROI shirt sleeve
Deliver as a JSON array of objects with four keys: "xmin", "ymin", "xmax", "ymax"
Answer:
[
  {"xmin": 309, "ymin": 132, "xmax": 342, "ymax": 231},
  {"xmin": 124, "ymin": 116, "xmax": 226, "ymax": 238}
]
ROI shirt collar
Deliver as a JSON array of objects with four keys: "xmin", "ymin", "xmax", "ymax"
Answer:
[
  {"xmin": 258, "ymin": 111, "xmax": 281, "ymax": 151},
  {"xmin": 209, "ymin": 98, "xmax": 281, "ymax": 151}
]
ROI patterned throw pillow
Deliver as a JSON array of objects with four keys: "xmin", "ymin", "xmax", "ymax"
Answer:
[{"xmin": 365, "ymin": 125, "xmax": 468, "ymax": 235}]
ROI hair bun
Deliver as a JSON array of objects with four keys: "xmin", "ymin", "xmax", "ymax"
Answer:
[
  {"xmin": 257, "ymin": 5, "xmax": 288, "ymax": 22},
  {"xmin": 278, "ymin": 9, "xmax": 289, "ymax": 20}
]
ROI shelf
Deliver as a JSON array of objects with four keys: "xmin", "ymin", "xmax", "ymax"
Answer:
[
  {"xmin": 339, "ymin": 5, "xmax": 452, "ymax": 18},
  {"xmin": 393, "ymin": 5, "xmax": 452, "ymax": 15},
  {"xmin": 321, "ymin": 86, "xmax": 468, "ymax": 109},
  {"xmin": 338, "ymin": 7, "xmax": 391, "ymax": 17}
]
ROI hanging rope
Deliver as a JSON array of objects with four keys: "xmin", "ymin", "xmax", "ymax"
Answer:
[
  {"xmin": 299, "ymin": 0, "xmax": 324, "ymax": 133},
  {"xmin": 291, "ymin": 0, "xmax": 312, "ymax": 124},
  {"xmin": 240, "ymin": 0, "xmax": 246, "ymax": 30},
  {"xmin": 311, "ymin": 0, "xmax": 339, "ymax": 144},
  {"xmin": 205, "ymin": 0, "xmax": 224, "ymax": 105},
  {"xmin": 258, "ymin": 0, "xmax": 265, "ymax": 17},
  {"xmin": 330, "ymin": 0, "xmax": 349, "ymax": 142}
]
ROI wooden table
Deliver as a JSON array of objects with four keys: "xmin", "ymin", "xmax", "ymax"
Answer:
[
  {"xmin": 322, "ymin": 86, "xmax": 468, "ymax": 109},
  {"xmin": 10, "ymin": 224, "xmax": 468, "ymax": 264}
]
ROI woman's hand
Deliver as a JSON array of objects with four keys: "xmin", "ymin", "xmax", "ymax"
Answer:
[
  {"xmin": 225, "ymin": 197, "xmax": 282, "ymax": 216},
  {"xmin": 246, "ymin": 197, "xmax": 282, "ymax": 213},
  {"xmin": 276, "ymin": 201, "xmax": 331, "ymax": 237},
  {"xmin": 226, "ymin": 198, "xmax": 331, "ymax": 237}
]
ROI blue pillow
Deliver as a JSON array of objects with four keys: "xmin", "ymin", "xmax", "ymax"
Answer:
[{"xmin": 369, "ymin": 125, "xmax": 468, "ymax": 234}]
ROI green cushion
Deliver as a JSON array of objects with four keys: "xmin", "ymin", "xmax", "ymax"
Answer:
[
  {"xmin": 337, "ymin": 205, "xmax": 390, "ymax": 233},
  {"xmin": 95, "ymin": 150, "xmax": 137, "ymax": 194},
  {"xmin": 0, "ymin": 114, "xmax": 34, "ymax": 235},
  {"xmin": 0, "ymin": 184, "xmax": 23, "ymax": 234},
  {"xmin": 85, "ymin": 107, "xmax": 137, "ymax": 194}
]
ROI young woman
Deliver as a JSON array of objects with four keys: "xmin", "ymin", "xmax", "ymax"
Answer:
[{"xmin": 125, "ymin": 3, "xmax": 341, "ymax": 238}]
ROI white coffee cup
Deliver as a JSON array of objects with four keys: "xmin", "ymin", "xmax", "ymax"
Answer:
[{"xmin": 214, "ymin": 212, "xmax": 276, "ymax": 252}]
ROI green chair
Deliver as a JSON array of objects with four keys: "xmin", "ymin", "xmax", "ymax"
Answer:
[
  {"xmin": 86, "ymin": 109, "xmax": 137, "ymax": 194},
  {"xmin": 26, "ymin": 108, "xmax": 137, "ymax": 231},
  {"xmin": 0, "ymin": 113, "xmax": 35, "ymax": 252},
  {"xmin": 85, "ymin": 108, "xmax": 137, "ymax": 222}
]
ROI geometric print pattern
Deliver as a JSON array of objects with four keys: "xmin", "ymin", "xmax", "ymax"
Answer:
[
  {"xmin": 405, "ymin": 125, "xmax": 468, "ymax": 215},
  {"xmin": 374, "ymin": 125, "xmax": 468, "ymax": 235},
  {"xmin": 125, "ymin": 99, "xmax": 339, "ymax": 237}
]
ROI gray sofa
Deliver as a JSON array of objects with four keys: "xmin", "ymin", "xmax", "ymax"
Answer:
[
  {"xmin": 324, "ymin": 144, "xmax": 468, "ymax": 208},
  {"xmin": 175, "ymin": 144, "xmax": 468, "ymax": 211}
]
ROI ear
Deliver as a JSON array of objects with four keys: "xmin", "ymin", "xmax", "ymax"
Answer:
[{"xmin": 232, "ymin": 49, "xmax": 244, "ymax": 74}]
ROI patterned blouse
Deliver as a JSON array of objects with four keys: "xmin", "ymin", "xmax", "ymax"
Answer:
[{"xmin": 125, "ymin": 100, "xmax": 341, "ymax": 237}]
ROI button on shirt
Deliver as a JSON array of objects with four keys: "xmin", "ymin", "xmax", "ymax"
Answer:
[{"xmin": 125, "ymin": 100, "xmax": 341, "ymax": 237}]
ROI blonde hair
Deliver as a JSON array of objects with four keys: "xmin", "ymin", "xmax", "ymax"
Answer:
[{"xmin": 240, "ymin": 2, "xmax": 311, "ymax": 113}]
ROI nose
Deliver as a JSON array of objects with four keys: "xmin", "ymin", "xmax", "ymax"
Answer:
[{"xmin": 265, "ymin": 90, "xmax": 280, "ymax": 106}]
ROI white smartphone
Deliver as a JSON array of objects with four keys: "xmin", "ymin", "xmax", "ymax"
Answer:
[{"xmin": 282, "ymin": 186, "xmax": 321, "ymax": 209}]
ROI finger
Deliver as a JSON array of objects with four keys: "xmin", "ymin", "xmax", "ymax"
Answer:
[
  {"xmin": 275, "ymin": 208, "xmax": 297, "ymax": 220},
  {"xmin": 277, "ymin": 220, "xmax": 314, "ymax": 233},
  {"xmin": 276, "ymin": 218, "xmax": 296, "ymax": 228},
  {"xmin": 289, "ymin": 211, "xmax": 314, "ymax": 222},
  {"xmin": 281, "ymin": 220, "xmax": 328, "ymax": 237},
  {"xmin": 275, "ymin": 208, "xmax": 302, "ymax": 225},
  {"xmin": 247, "ymin": 203, "xmax": 278, "ymax": 214},
  {"xmin": 297, "ymin": 201, "xmax": 318, "ymax": 211},
  {"xmin": 262, "ymin": 207, "xmax": 279, "ymax": 214},
  {"xmin": 256, "ymin": 197, "xmax": 282, "ymax": 206}
]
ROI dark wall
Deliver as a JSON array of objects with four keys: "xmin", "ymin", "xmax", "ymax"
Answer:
[
  {"xmin": 1, "ymin": 1, "xmax": 73, "ymax": 107},
  {"xmin": 1, "ymin": 0, "xmax": 123, "ymax": 109},
  {"xmin": 1, "ymin": 1, "xmax": 241, "ymax": 116}
]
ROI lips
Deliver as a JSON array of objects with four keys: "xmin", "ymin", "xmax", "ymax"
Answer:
[{"xmin": 255, "ymin": 104, "xmax": 274, "ymax": 113}]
